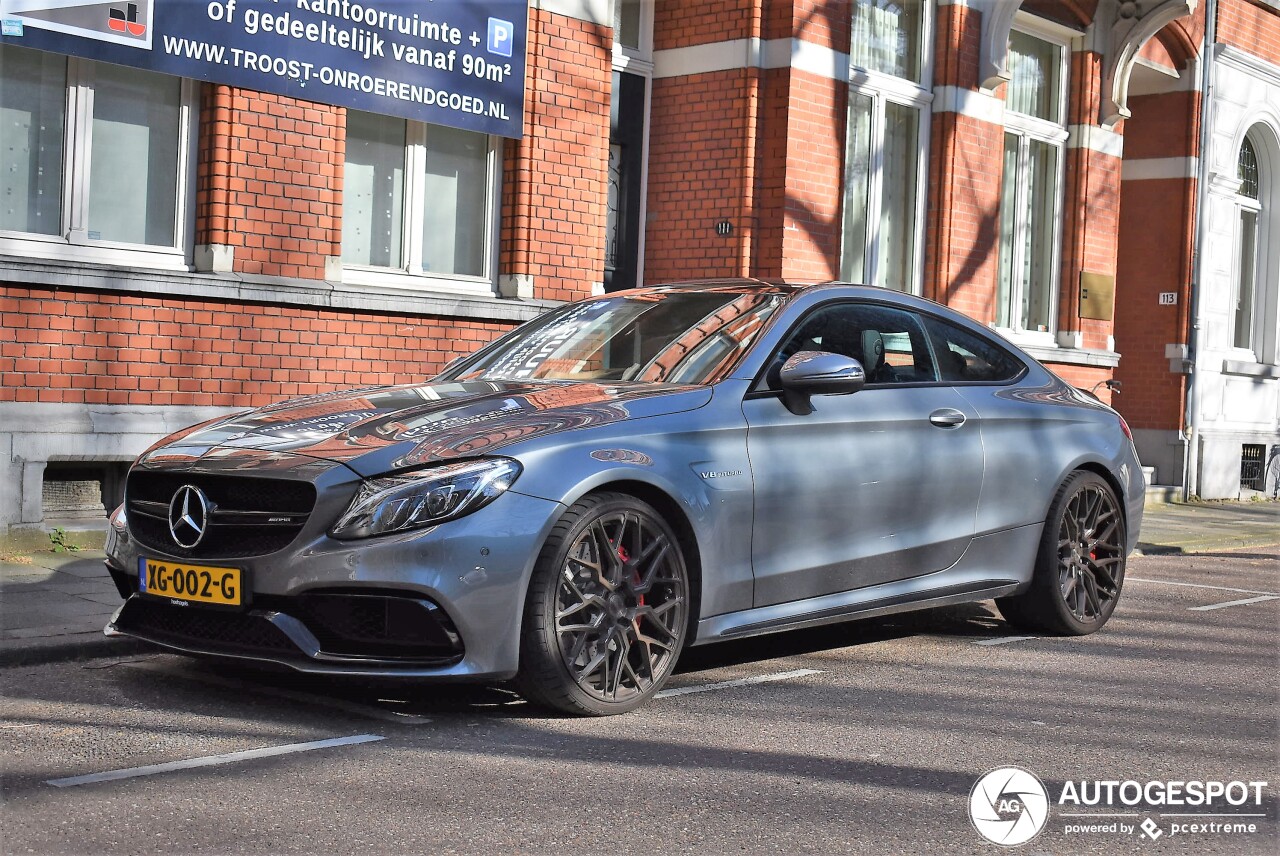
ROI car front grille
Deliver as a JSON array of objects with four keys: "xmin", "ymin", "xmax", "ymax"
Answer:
[
  {"xmin": 275, "ymin": 592, "xmax": 464, "ymax": 660},
  {"xmin": 112, "ymin": 591, "xmax": 465, "ymax": 667},
  {"xmin": 115, "ymin": 596, "xmax": 298, "ymax": 653},
  {"xmin": 126, "ymin": 471, "xmax": 316, "ymax": 559}
]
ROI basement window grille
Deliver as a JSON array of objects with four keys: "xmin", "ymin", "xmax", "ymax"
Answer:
[{"xmin": 1240, "ymin": 444, "xmax": 1266, "ymax": 491}]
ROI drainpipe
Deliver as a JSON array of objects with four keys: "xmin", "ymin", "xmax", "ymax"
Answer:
[{"xmin": 1183, "ymin": 0, "xmax": 1216, "ymax": 501}]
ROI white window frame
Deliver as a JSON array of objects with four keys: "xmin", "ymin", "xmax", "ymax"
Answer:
[
  {"xmin": 1229, "ymin": 192, "xmax": 1263, "ymax": 359},
  {"xmin": 994, "ymin": 17, "xmax": 1072, "ymax": 347},
  {"xmin": 841, "ymin": 1, "xmax": 934, "ymax": 294},
  {"xmin": 0, "ymin": 55, "xmax": 197, "ymax": 270},
  {"xmin": 1227, "ymin": 130, "xmax": 1277, "ymax": 366},
  {"xmin": 612, "ymin": 0, "xmax": 654, "ymax": 71},
  {"xmin": 341, "ymin": 121, "xmax": 502, "ymax": 297}
]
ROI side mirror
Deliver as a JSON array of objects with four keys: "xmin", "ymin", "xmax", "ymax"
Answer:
[{"xmin": 778, "ymin": 351, "xmax": 866, "ymax": 414}]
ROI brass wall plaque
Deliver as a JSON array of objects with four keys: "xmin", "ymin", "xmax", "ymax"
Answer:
[{"xmin": 1079, "ymin": 272, "xmax": 1115, "ymax": 321}]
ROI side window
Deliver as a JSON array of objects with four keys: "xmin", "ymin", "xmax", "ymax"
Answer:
[
  {"xmin": 773, "ymin": 303, "xmax": 938, "ymax": 386},
  {"xmin": 922, "ymin": 315, "xmax": 1026, "ymax": 383}
]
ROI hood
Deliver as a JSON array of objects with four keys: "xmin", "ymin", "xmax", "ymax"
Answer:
[{"xmin": 144, "ymin": 380, "xmax": 712, "ymax": 477}]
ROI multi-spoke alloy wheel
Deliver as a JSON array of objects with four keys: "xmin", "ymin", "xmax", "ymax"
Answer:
[
  {"xmin": 516, "ymin": 493, "xmax": 690, "ymax": 715},
  {"xmin": 1056, "ymin": 483, "xmax": 1124, "ymax": 623},
  {"xmin": 997, "ymin": 471, "xmax": 1127, "ymax": 636}
]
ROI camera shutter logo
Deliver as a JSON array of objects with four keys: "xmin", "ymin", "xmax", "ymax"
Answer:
[{"xmin": 969, "ymin": 766, "xmax": 1051, "ymax": 846}]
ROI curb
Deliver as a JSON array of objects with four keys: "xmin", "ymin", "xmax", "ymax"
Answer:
[
  {"xmin": 0, "ymin": 631, "xmax": 151, "ymax": 668},
  {"xmin": 1133, "ymin": 539, "xmax": 1280, "ymax": 557}
]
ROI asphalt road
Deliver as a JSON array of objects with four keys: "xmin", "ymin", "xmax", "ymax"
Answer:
[{"xmin": 2, "ymin": 548, "xmax": 1277, "ymax": 855}]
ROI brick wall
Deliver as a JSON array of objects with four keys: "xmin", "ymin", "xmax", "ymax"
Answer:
[
  {"xmin": 196, "ymin": 86, "xmax": 344, "ymax": 280},
  {"xmin": 0, "ymin": 287, "xmax": 513, "ymax": 408},
  {"xmin": 1113, "ymin": 87, "xmax": 1200, "ymax": 432},
  {"xmin": 1048, "ymin": 362, "xmax": 1115, "ymax": 405},
  {"xmin": 751, "ymin": 68, "xmax": 791, "ymax": 281},
  {"xmin": 1218, "ymin": 0, "xmax": 1280, "ymax": 65},
  {"xmin": 781, "ymin": 70, "xmax": 845, "ymax": 281},
  {"xmin": 500, "ymin": 8, "xmax": 611, "ymax": 302},
  {"xmin": 784, "ymin": 0, "xmax": 851, "ymax": 49},
  {"xmin": 925, "ymin": 112, "xmax": 1004, "ymax": 323},
  {"xmin": 646, "ymin": 69, "xmax": 756, "ymax": 282},
  {"xmin": 924, "ymin": 1, "xmax": 1002, "ymax": 322},
  {"xmin": 1120, "ymin": 91, "xmax": 1199, "ymax": 160},
  {"xmin": 933, "ymin": 0, "xmax": 981, "ymax": 91},
  {"xmin": 654, "ymin": 0, "xmax": 757, "ymax": 49},
  {"xmin": 1061, "ymin": 50, "xmax": 1121, "ymax": 352}
]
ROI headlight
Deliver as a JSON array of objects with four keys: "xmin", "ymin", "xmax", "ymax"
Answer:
[{"xmin": 331, "ymin": 458, "xmax": 522, "ymax": 539}]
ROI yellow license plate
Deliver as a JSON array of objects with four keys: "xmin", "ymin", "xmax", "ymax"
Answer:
[{"xmin": 139, "ymin": 558, "xmax": 243, "ymax": 607}]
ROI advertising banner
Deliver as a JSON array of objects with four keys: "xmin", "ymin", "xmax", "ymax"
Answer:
[{"xmin": 0, "ymin": 0, "xmax": 528, "ymax": 137}]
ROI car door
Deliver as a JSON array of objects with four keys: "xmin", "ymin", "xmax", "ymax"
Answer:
[{"xmin": 742, "ymin": 301, "xmax": 985, "ymax": 608}]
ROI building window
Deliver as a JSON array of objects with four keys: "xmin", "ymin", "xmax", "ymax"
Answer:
[
  {"xmin": 841, "ymin": 1, "xmax": 930, "ymax": 292},
  {"xmin": 996, "ymin": 29, "xmax": 1068, "ymax": 337},
  {"xmin": 850, "ymin": 0, "xmax": 925, "ymax": 82},
  {"xmin": 342, "ymin": 111, "xmax": 496, "ymax": 288},
  {"xmin": 0, "ymin": 44, "xmax": 194, "ymax": 266},
  {"xmin": 614, "ymin": 0, "xmax": 644, "ymax": 53},
  {"xmin": 1232, "ymin": 135, "xmax": 1262, "ymax": 354}
]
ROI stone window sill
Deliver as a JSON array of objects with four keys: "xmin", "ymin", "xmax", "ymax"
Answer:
[
  {"xmin": 1222, "ymin": 360, "xmax": 1280, "ymax": 380},
  {"xmin": 1020, "ymin": 344, "xmax": 1121, "ymax": 368},
  {"xmin": 0, "ymin": 257, "xmax": 555, "ymax": 324}
]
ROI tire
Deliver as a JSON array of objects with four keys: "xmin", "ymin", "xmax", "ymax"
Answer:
[
  {"xmin": 997, "ymin": 471, "xmax": 1127, "ymax": 636},
  {"xmin": 515, "ymin": 492, "xmax": 690, "ymax": 715}
]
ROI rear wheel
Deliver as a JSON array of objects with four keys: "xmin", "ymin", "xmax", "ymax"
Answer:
[
  {"xmin": 515, "ymin": 492, "xmax": 689, "ymax": 715},
  {"xmin": 997, "ymin": 471, "xmax": 1127, "ymax": 635}
]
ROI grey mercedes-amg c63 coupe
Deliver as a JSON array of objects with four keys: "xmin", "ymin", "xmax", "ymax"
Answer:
[{"xmin": 104, "ymin": 280, "xmax": 1144, "ymax": 714}]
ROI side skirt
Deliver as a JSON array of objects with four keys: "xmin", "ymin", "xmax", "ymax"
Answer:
[{"xmin": 693, "ymin": 522, "xmax": 1042, "ymax": 644}]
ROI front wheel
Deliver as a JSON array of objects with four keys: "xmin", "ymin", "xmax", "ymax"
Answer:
[
  {"xmin": 515, "ymin": 492, "xmax": 690, "ymax": 715},
  {"xmin": 997, "ymin": 471, "xmax": 1127, "ymax": 635}
]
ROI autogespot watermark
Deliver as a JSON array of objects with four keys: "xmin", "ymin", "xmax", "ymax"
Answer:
[
  {"xmin": 970, "ymin": 767, "xmax": 1051, "ymax": 846},
  {"xmin": 967, "ymin": 767, "xmax": 1270, "ymax": 846}
]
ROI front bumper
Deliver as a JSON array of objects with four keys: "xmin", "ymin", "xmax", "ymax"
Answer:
[{"xmin": 105, "ymin": 488, "xmax": 566, "ymax": 680}]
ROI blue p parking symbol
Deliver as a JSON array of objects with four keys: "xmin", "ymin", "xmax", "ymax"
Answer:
[{"xmin": 487, "ymin": 18, "xmax": 514, "ymax": 57}]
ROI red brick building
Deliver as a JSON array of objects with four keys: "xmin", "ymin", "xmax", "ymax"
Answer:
[{"xmin": 2, "ymin": 0, "xmax": 1278, "ymax": 529}]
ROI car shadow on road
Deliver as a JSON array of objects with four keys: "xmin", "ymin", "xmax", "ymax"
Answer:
[
  {"xmin": 100, "ymin": 601, "xmax": 1017, "ymax": 721},
  {"xmin": 675, "ymin": 601, "xmax": 1007, "ymax": 673}
]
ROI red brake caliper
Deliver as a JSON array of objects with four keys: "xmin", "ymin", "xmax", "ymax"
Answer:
[{"xmin": 617, "ymin": 544, "xmax": 644, "ymax": 606}]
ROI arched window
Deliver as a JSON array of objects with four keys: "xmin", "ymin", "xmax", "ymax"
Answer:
[{"xmin": 1232, "ymin": 135, "xmax": 1262, "ymax": 352}]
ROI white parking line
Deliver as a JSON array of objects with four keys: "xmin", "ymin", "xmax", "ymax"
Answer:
[
  {"xmin": 655, "ymin": 668, "xmax": 823, "ymax": 699},
  {"xmin": 972, "ymin": 635, "xmax": 1037, "ymax": 646},
  {"xmin": 1188, "ymin": 595, "xmax": 1280, "ymax": 612},
  {"xmin": 124, "ymin": 661, "xmax": 432, "ymax": 725},
  {"xmin": 46, "ymin": 734, "xmax": 384, "ymax": 788},
  {"xmin": 1126, "ymin": 578, "xmax": 1280, "ymax": 597}
]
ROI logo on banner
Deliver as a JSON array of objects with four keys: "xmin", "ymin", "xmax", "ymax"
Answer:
[
  {"xmin": 486, "ymin": 16, "xmax": 512, "ymax": 57},
  {"xmin": 0, "ymin": 0, "xmax": 153, "ymax": 49}
]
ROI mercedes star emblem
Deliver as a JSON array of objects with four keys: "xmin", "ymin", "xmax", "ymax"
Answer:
[{"xmin": 168, "ymin": 484, "xmax": 211, "ymax": 548}]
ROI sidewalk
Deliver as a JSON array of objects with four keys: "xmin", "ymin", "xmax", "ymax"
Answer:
[
  {"xmin": 1136, "ymin": 500, "xmax": 1280, "ymax": 555},
  {"xmin": 1, "ymin": 501, "xmax": 1276, "ymax": 668}
]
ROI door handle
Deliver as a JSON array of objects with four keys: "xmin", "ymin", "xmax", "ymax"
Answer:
[{"xmin": 929, "ymin": 409, "xmax": 967, "ymax": 428}]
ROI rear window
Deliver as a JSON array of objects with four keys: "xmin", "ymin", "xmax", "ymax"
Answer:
[{"xmin": 922, "ymin": 315, "xmax": 1025, "ymax": 383}]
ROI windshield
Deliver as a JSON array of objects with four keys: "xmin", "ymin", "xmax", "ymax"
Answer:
[{"xmin": 447, "ymin": 290, "xmax": 787, "ymax": 385}]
